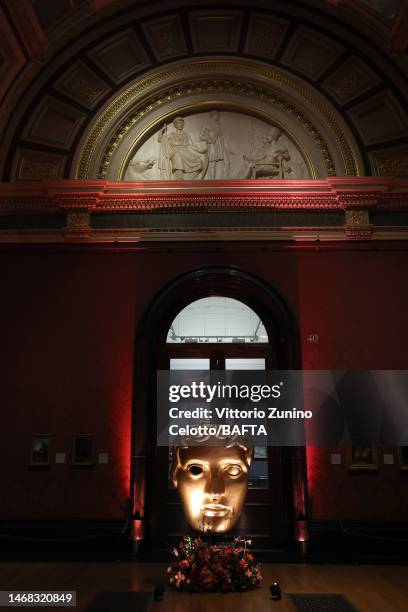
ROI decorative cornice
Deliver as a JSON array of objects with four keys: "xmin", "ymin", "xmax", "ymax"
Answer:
[
  {"xmin": 0, "ymin": 178, "xmax": 407, "ymax": 213},
  {"xmin": 2, "ymin": 226, "xmax": 408, "ymax": 245},
  {"xmin": 0, "ymin": 178, "xmax": 407, "ymax": 243}
]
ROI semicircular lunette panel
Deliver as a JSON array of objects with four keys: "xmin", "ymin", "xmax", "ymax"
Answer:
[{"xmin": 122, "ymin": 110, "xmax": 312, "ymax": 181}]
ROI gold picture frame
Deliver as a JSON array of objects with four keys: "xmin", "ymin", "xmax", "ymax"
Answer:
[
  {"xmin": 397, "ymin": 447, "xmax": 408, "ymax": 471},
  {"xmin": 347, "ymin": 446, "xmax": 378, "ymax": 471},
  {"xmin": 30, "ymin": 434, "xmax": 51, "ymax": 466},
  {"xmin": 72, "ymin": 434, "xmax": 94, "ymax": 466}
]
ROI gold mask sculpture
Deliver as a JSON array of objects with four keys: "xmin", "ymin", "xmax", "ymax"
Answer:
[{"xmin": 171, "ymin": 445, "xmax": 253, "ymax": 533}]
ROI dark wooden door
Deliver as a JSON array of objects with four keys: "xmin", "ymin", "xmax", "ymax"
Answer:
[{"xmin": 150, "ymin": 344, "xmax": 291, "ymax": 559}]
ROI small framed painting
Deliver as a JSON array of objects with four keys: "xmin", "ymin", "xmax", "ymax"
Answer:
[
  {"xmin": 397, "ymin": 447, "xmax": 408, "ymax": 471},
  {"xmin": 347, "ymin": 446, "xmax": 378, "ymax": 471},
  {"xmin": 30, "ymin": 435, "xmax": 51, "ymax": 466},
  {"xmin": 72, "ymin": 434, "xmax": 94, "ymax": 466}
]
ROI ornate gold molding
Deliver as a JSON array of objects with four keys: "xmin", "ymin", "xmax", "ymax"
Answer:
[
  {"xmin": 117, "ymin": 99, "xmax": 317, "ymax": 180},
  {"xmin": 344, "ymin": 208, "xmax": 372, "ymax": 240},
  {"xmin": 378, "ymin": 156, "xmax": 408, "ymax": 177},
  {"xmin": 66, "ymin": 77, "xmax": 104, "ymax": 104},
  {"xmin": 345, "ymin": 209, "xmax": 370, "ymax": 225},
  {"xmin": 99, "ymin": 87, "xmax": 333, "ymax": 179},
  {"xmin": 75, "ymin": 59, "xmax": 361, "ymax": 180},
  {"xmin": 64, "ymin": 210, "xmax": 91, "ymax": 240},
  {"xmin": 21, "ymin": 160, "xmax": 59, "ymax": 181},
  {"xmin": 66, "ymin": 211, "xmax": 91, "ymax": 228}
]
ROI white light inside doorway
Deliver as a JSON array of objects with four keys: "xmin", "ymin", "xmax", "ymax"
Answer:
[
  {"xmin": 170, "ymin": 358, "xmax": 210, "ymax": 370},
  {"xmin": 225, "ymin": 358, "xmax": 266, "ymax": 370},
  {"xmin": 167, "ymin": 297, "xmax": 268, "ymax": 343}
]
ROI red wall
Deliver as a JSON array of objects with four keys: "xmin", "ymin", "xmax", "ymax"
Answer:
[{"xmin": 1, "ymin": 244, "xmax": 408, "ymax": 520}]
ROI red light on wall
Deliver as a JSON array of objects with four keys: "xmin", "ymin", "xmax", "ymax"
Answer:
[
  {"xmin": 306, "ymin": 445, "xmax": 319, "ymax": 500},
  {"xmin": 130, "ymin": 518, "xmax": 144, "ymax": 541},
  {"xmin": 295, "ymin": 518, "xmax": 309, "ymax": 542}
]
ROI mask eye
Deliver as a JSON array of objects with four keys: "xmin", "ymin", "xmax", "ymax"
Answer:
[
  {"xmin": 224, "ymin": 464, "xmax": 242, "ymax": 477},
  {"xmin": 187, "ymin": 464, "xmax": 204, "ymax": 476}
]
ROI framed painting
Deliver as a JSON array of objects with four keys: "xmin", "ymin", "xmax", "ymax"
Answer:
[
  {"xmin": 72, "ymin": 434, "xmax": 94, "ymax": 466},
  {"xmin": 30, "ymin": 435, "xmax": 51, "ymax": 466},
  {"xmin": 347, "ymin": 446, "xmax": 378, "ymax": 471},
  {"xmin": 397, "ymin": 447, "xmax": 408, "ymax": 471}
]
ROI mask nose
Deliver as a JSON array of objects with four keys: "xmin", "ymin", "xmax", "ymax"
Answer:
[{"xmin": 204, "ymin": 467, "xmax": 225, "ymax": 499}]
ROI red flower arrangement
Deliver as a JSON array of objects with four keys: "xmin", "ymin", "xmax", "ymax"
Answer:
[{"xmin": 167, "ymin": 536, "xmax": 262, "ymax": 592}]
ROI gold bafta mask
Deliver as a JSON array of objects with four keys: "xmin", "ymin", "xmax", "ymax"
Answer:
[{"xmin": 171, "ymin": 444, "xmax": 253, "ymax": 533}]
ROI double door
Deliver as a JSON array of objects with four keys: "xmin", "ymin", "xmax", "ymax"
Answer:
[{"xmin": 150, "ymin": 344, "xmax": 291, "ymax": 558}]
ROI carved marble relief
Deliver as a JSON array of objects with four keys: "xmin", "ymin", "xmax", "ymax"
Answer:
[{"xmin": 124, "ymin": 111, "xmax": 310, "ymax": 180}]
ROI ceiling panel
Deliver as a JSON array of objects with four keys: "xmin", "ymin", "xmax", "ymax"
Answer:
[{"xmin": 188, "ymin": 10, "xmax": 242, "ymax": 53}]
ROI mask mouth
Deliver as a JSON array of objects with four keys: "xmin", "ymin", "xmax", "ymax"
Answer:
[{"xmin": 202, "ymin": 504, "xmax": 230, "ymax": 517}]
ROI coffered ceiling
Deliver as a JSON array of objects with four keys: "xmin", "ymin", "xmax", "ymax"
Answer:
[{"xmin": 0, "ymin": 0, "xmax": 407, "ymax": 181}]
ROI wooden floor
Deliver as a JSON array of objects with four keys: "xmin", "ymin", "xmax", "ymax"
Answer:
[{"xmin": 1, "ymin": 562, "xmax": 408, "ymax": 611}]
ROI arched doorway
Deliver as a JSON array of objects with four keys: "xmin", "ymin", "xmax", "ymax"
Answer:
[{"xmin": 132, "ymin": 266, "xmax": 305, "ymax": 560}]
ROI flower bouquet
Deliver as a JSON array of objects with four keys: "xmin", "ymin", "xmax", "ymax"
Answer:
[{"xmin": 167, "ymin": 536, "xmax": 262, "ymax": 592}]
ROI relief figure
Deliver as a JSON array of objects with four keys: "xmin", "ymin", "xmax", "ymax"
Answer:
[
  {"xmin": 126, "ymin": 158, "xmax": 156, "ymax": 180},
  {"xmin": 124, "ymin": 112, "xmax": 309, "ymax": 181},
  {"xmin": 158, "ymin": 117, "xmax": 207, "ymax": 180},
  {"xmin": 199, "ymin": 110, "xmax": 235, "ymax": 179},
  {"xmin": 239, "ymin": 127, "xmax": 292, "ymax": 179}
]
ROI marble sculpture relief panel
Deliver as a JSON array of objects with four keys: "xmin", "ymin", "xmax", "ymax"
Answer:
[{"xmin": 124, "ymin": 111, "xmax": 310, "ymax": 180}]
